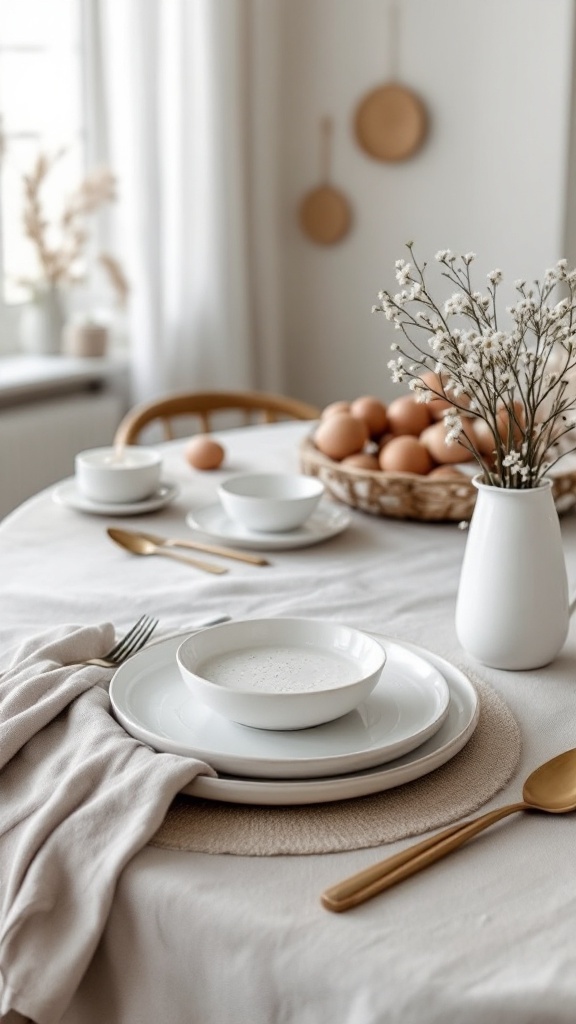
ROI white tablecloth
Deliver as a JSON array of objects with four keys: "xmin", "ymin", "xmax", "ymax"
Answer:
[{"xmin": 2, "ymin": 421, "xmax": 576, "ymax": 1024}]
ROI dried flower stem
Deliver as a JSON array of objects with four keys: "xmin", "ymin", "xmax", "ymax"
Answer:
[
  {"xmin": 20, "ymin": 149, "xmax": 128, "ymax": 303},
  {"xmin": 375, "ymin": 245, "xmax": 576, "ymax": 488}
]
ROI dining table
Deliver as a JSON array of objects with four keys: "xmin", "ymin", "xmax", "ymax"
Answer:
[{"xmin": 1, "ymin": 418, "xmax": 576, "ymax": 1024}]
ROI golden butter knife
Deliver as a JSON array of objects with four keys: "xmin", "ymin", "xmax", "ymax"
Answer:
[{"xmin": 126, "ymin": 528, "xmax": 269, "ymax": 566}]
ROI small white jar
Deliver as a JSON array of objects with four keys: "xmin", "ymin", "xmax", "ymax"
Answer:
[{"xmin": 75, "ymin": 446, "xmax": 162, "ymax": 504}]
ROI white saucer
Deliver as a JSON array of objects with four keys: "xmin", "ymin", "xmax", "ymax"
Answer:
[
  {"xmin": 110, "ymin": 633, "xmax": 451, "ymax": 781},
  {"xmin": 52, "ymin": 478, "xmax": 179, "ymax": 516},
  {"xmin": 185, "ymin": 501, "xmax": 351, "ymax": 550}
]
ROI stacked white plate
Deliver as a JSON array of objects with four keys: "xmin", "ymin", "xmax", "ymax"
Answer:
[{"xmin": 110, "ymin": 628, "xmax": 479, "ymax": 806}]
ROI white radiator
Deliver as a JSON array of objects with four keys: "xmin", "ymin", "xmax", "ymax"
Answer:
[{"xmin": 0, "ymin": 390, "xmax": 125, "ymax": 518}]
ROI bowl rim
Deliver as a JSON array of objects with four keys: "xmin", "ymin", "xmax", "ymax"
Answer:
[
  {"xmin": 176, "ymin": 616, "xmax": 386, "ymax": 699},
  {"xmin": 76, "ymin": 445, "xmax": 162, "ymax": 468},
  {"xmin": 218, "ymin": 472, "xmax": 325, "ymax": 501}
]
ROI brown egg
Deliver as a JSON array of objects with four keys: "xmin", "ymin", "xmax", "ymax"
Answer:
[
  {"xmin": 341, "ymin": 452, "xmax": 380, "ymax": 471},
  {"xmin": 418, "ymin": 370, "xmax": 453, "ymax": 421},
  {"xmin": 349, "ymin": 396, "xmax": 388, "ymax": 438},
  {"xmin": 386, "ymin": 395, "xmax": 432, "ymax": 437},
  {"xmin": 420, "ymin": 421, "xmax": 474, "ymax": 464},
  {"xmin": 321, "ymin": 400, "xmax": 351, "ymax": 419},
  {"xmin": 471, "ymin": 404, "xmax": 524, "ymax": 456},
  {"xmin": 185, "ymin": 436, "xmax": 225, "ymax": 470},
  {"xmin": 419, "ymin": 370, "xmax": 470, "ymax": 421},
  {"xmin": 472, "ymin": 418, "xmax": 500, "ymax": 456},
  {"xmin": 496, "ymin": 401, "xmax": 525, "ymax": 444},
  {"xmin": 378, "ymin": 435, "xmax": 434, "ymax": 475},
  {"xmin": 314, "ymin": 413, "xmax": 368, "ymax": 461},
  {"xmin": 428, "ymin": 465, "xmax": 468, "ymax": 480}
]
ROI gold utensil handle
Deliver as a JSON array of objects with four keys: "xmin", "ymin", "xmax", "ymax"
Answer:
[
  {"xmin": 321, "ymin": 824, "xmax": 465, "ymax": 912},
  {"xmin": 169, "ymin": 538, "xmax": 268, "ymax": 566},
  {"xmin": 161, "ymin": 549, "xmax": 228, "ymax": 575},
  {"xmin": 321, "ymin": 801, "xmax": 527, "ymax": 912}
]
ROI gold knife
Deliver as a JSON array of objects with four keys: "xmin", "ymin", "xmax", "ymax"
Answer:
[{"xmin": 125, "ymin": 529, "xmax": 270, "ymax": 566}]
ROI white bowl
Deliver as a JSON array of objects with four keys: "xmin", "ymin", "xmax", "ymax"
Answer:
[
  {"xmin": 75, "ymin": 446, "xmax": 162, "ymax": 504},
  {"xmin": 176, "ymin": 617, "xmax": 387, "ymax": 731},
  {"xmin": 217, "ymin": 473, "xmax": 325, "ymax": 532}
]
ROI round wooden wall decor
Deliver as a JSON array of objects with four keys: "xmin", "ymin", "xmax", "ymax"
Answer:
[
  {"xmin": 299, "ymin": 183, "xmax": 352, "ymax": 246},
  {"xmin": 298, "ymin": 117, "xmax": 352, "ymax": 246},
  {"xmin": 354, "ymin": 81, "xmax": 427, "ymax": 162}
]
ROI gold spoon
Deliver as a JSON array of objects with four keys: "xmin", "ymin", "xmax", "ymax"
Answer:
[
  {"xmin": 123, "ymin": 527, "xmax": 269, "ymax": 566},
  {"xmin": 321, "ymin": 747, "xmax": 576, "ymax": 912},
  {"xmin": 107, "ymin": 527, "xmax": 228, "ymax": 575}
]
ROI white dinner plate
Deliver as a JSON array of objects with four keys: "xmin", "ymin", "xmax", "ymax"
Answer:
[
  {"xmin": 52, "ymin": 478, "xmax": 179, "ymax": 516},
  {"xmin": 185, "ymin": 501, "xmax": 351, "ymax": 550},
  {"xmin": 186, "ymin": 640, "xmax": 479, "ymax": 805},
  {"xmin": 110, "ymin": 633, "xmax": 450, "ymax": 780}
]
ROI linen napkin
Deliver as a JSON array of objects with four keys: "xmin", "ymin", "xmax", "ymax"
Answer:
[{"xmin": 0, "ymin": 622, "xmax": 215, "ymax": 1024}]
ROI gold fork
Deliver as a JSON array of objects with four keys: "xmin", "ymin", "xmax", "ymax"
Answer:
[{"xmin": 84, "ymin": 614, "xmax": 159, "ymax": 668}]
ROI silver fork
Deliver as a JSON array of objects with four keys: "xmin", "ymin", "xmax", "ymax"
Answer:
[{"xmin": 84, "ymin": 615, "xmax": 159, "ymax": 668}]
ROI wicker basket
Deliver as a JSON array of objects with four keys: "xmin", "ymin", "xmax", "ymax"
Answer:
[{"xmin": 300, "ymin": 436, "xmax": 576, "ymax": 522}]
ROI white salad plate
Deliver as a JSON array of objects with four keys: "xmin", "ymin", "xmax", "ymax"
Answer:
[
  {"xmin": 52, "ymin": 478, "xmax": 179, "ymax": 516},
  {"xmin": 185, "ymin": 501, "xmax": 351, "ymax": 550},
  {"xmin": 110, "ymin": 633, "xmax": 450, "ymax": 781}
]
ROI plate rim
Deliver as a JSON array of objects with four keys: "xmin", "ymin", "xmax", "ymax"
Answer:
[
  {"xmin": 185, "ymin": 639, "xmax": 479, "ymax": 805},
  {"xmin": 185, "ymin": 500, "xmax": 351, "ymax": 550},
  {"xmin": 110, "ymin": 632, "xmax": 451, "ymax": 780}
]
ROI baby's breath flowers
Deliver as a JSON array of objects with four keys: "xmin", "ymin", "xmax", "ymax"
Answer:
[{"xmin": 374, "ymin": 244, "xmax": 576, "ymax": 488}]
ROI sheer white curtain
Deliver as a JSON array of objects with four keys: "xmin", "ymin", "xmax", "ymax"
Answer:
[{"xmin": 84, "ymin": 0, "xmax": 284, "ymax": 403}]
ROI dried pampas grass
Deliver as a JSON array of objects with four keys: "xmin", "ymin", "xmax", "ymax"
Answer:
[{"xmin": 21, "ymin": 149, "xmax": 129, "ymax": 304}]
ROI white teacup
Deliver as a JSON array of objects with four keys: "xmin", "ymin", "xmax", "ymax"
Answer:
[{"xmin": 75, "ymin": 446, "xmax": 162, "ymax": 504}]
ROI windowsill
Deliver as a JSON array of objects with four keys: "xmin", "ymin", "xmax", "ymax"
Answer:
[{"xmin": 0, "ymin": 353, "xmax": 130, "ymax": 406}]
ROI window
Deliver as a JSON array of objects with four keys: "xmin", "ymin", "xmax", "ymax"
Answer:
[{"xmin": 0, "ymin": 0, "xmax": 84, "ymax": 305}]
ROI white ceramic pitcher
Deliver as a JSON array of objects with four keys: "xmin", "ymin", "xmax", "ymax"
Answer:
[{"xmin": 455, "ymin": 477, "xmax": 569, "ymax": 670}]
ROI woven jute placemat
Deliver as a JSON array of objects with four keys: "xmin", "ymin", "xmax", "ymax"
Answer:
[{"xmin": 150, "ymin": 676, "xmax": 520, "ymax": 857}]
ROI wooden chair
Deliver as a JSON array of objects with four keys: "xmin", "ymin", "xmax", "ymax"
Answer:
[{"xmin": 113, "ymin": 389, "xmax": 321, "ymax": 446}]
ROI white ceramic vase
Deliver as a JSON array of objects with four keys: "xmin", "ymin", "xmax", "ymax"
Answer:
[
  {"xmin": 455, "ymin": 478, "xmax": 569, "ymax": 670},
  {"xmin": 19, "ymin": 287, "xmax": 65, "ymax": 355}
]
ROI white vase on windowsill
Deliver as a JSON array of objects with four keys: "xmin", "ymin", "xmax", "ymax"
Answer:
[{"xmin": 19, "ymin": 286, "xmax": 66, "ymax": 355}]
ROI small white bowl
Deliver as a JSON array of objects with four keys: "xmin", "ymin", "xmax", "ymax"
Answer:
[
  {"xmin": 217, "ymin": 473, "xmax": 325, "ymax": 532},
  {"xmin": 176, "ymin": 617, "xmax": 387, "ymax": 731},
  {"xmin": 75, "ymin": 446, "xmax": 163, "ymax": 504}
]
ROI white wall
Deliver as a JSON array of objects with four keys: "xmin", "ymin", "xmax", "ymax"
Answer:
[{"xmin": 275, "ymin": 0, "xmax": 575, "ymax": 408}]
